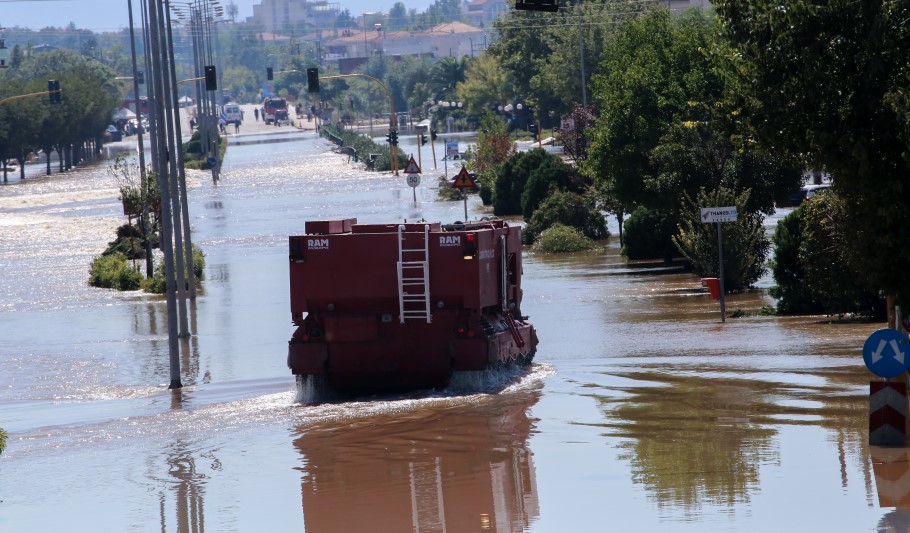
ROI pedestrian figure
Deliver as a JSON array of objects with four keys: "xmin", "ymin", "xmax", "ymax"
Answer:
[
  {"xmin": 234, "ymin": 121, "xmax": 240, "ymax": 134},
  {"xmin": 219, "ymin": 117, "xmax": 226, "ymax": 134},
  {"xmin": 254, "ymin": 108, "xmax": 259, "ymax": 122}
]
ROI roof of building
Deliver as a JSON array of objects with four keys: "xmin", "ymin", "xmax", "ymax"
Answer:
[{"xmin": 426, "ymin": 22, "xmax": 484, "ymax": 35}]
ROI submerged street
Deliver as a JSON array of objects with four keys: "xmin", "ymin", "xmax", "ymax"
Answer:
[{"xmin": 0, "ymin": 128, "xmax": 899, "ymax": 532}]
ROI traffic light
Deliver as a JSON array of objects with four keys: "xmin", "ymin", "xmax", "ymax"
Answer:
[
  {"xmin": 386, "ymin": 130, "xmax": 393, "ymax": 144},
  {"xmin": 529, "ymin": 122, "xmax": 537, "ymax": 138},
  {"xmin": 515, "ymin": 0, "xmax": 559, "ymax": 12},
  {"xmin": 204, "ymin": 65, "xmax": 217, "ymax": 91},
  {"xmin": 267, "ymin": 67, "xmax": 273, "ymax": 81},
  {"xmin": 390, "ymin": 129, "xmax": 398, "ymax": 146},
  {"xmin": 420, "ymin": 134, "xmax": 427, "ymax": 146},
  {"xmin": 430, "ymin": 129, "xmax": 437, "ymax": 141},
  {"xmin": 136, "ymin": 71, "xmax": 144, "ymax": 84},
  {"xmin": 47, "ymin": 79, "xmax": 61, "ymax": 104},
  {"xmin": 307, "ymin": 67, "xmax": 319, "ymax": 93}
]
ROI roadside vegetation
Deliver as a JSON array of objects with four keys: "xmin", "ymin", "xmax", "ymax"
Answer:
[
  {"xmin": 0, "ymin": 49, "xmax": 121, "ymax": 178},
  {"xmin": 3, "ymin": 0, "xmax": 907, "ymax": 316},
  {"xmin": 88, "ymin": 153, "xmax": 205, "ymax": 294},
  {"xmin": 319, "ymin": 123, "xmax": 408, "ymax": 172}
]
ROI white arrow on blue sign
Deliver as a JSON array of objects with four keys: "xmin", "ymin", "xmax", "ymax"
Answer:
[{"xmin": 863, "ymin": 328, "xmax": 910, "ymax": 378}]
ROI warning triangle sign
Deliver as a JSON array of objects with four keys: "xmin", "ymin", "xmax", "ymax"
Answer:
[
  {"xmin": 451, "ymin": 166, "xmax": 477, "ymax": 189},
  {"xmin": 403, "ymin": 156, "xmax": 421, "ymax": 175}
]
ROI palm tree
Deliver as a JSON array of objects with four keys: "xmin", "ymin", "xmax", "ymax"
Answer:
[{"xmin": 427, "ymin": 56, "xmax": 466, "ymax": 100}]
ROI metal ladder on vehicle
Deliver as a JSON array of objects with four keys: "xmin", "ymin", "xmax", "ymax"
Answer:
[{"xmin": 397, "ymin": 224, "xmax": 432, "ymax": 323}]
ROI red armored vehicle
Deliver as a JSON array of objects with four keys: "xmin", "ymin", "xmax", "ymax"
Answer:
[{"xmin": 288, "ymin": 218, "xmax": 538, "ymax": 392}]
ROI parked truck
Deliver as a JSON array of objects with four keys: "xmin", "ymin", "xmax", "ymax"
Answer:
[{"xmin": 262, "ymin": 97, "xmax": 289, "ymax": 126}]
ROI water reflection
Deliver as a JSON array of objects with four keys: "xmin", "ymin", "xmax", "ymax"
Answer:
[
  {"xmin": 291, "ymin": 391, "xmax": 541, "ymax": 532},
  {"xmin": 606, "ymin": 375, "xmax": 778, "ymax": 509}
]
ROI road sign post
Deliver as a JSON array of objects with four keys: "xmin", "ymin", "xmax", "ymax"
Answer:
[
  {"xmin": 404, "ymin": 156, "xmax": 421, "ymax": 204},
  {"xmin": 700, "ymin": 206, "xmax": 737, "ymax": 322},
  {"xmin": 452, "ymin": 167, "xmax": 477, "ymax": 220}
]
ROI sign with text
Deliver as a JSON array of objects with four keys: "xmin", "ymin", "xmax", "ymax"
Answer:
[{"xmin": 700, "ymin": 206, "xmax": 738, "ymax": 223}]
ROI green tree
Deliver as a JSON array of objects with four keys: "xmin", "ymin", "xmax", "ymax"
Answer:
[
  {"xmin": 674, "ymin": 187, "xmax": 769, "ymax": 292},
  {"xmin": 427, "ymin": 56, "xmax": 467, "ymax": 101},
  {"xmin": 768, "ymin": 207, "xmax": 823, "ymax": 315},
  {"xmin": 389, "ymin": 2, "xmax": 408, "ymax": 30},
  {"xmin": 467, "ymin": 112, "xmax": 514, "ymax": 204},
  {"xmin": 456, "ymin": 54, "xmax": 511, "ymax": 118},
  {"xmin": 490, "ymin": 1, "xmax": 649, "ymax": 121},
  {"xmin": 493, "ymin": 148, "xmax": 552, "ymax": 216},
  {"xmin": 524, "ymin": 189, "xmax": 608, "ymax": 245},
  {"xmin": 714, "ymin": 0, "xmax": 910, "ymax": 305},
  {"xmin": 520, "ymin": 149, "xmax": 579, "ymax": 220},
  {"xmin": 337, "ymin": 9, "xmax": 359, "ymax": 29},
  {"xmin": 799, "ymin": 190, "xmax": 883, "ymax": 317},
  {"xmin": 585, "ymin": 10, "xmax": 717, "ymax": 217}
]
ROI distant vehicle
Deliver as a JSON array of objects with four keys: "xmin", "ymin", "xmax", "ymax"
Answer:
[
  {"xmin": 104, "ymin": 124, "xmax": 122, "ymax": 143},
  {"xmin": 442, "ymin": 152, "xmax": 466, "ymax": 161},
  {"xmin": 781, "ymin": 183, "xmax": 833, "ymax": 207},
  {"xmin": 223, "ymin": 102, "xmax": 242, "ymax": 126},
  {"xmin": 802, "ymin": 183, "xmax": 832, "ymax": 202},
  {"xmin": 262, "ymin": 97, "xmax": 288, "ymax": 126}
]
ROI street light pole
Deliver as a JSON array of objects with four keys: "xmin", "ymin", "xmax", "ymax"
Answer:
[{"xmin": 127, "ymin": 0, "xmax": 153, "ymax": 278}]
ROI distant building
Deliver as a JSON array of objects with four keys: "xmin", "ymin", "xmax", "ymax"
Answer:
[
  {"xmin": 252, "ymin": 0, "xmax": 340, "ymax": 33},
  {"xmin": 324, "ymin": 21, "xmax": 487, "ymax": 72},
  {"xmin": 462, "ymin": 0, "xmax": 508, "ymax": 29}
]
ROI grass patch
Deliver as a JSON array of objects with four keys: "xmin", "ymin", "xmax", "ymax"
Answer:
[{"xmin": 729, "ymin": 306, "xmax": 777, "ymax": 318}]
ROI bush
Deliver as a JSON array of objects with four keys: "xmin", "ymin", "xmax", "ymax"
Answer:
[
  {"xmin": 520, "ymin": 153, "xmax": 577, "ymax": 220},
  {"xmin": 673, "ymin": 186, "xmax": 769, "ymax": 292},
  {"xmin": 493, "ymin": 149, "xmax": 554, "ymax": 216},
  {"xmin": 141, "ymin": 244, "xmax": 206, "ymax": 294},
  {"xmin": 770, "ymin": 190, "xmax": 883, "ymax": 317},
  {"xmin": 621, "ymin": 207, "xmax": 678, "ymax": 261},
  {"xmin": 0, "ymin": 427, "xmax": 7, "ymax": 455},
  {"xmin": 89, "ymin": 252, "xmax": 142, "ymax": 291},
  {"xmin": 103, "ymin": 223, "xmax": 147, "ymax": 260},
  {"xmin": 523, "ymin": 189, "xmax": 608, "ymax": 245},
  {"xmin": 768, "ymin": 208, "xmax": 824, "ymax": 314},
  {"xmin": 320, "ymin": 123, "xmax": 407, "ymax": 172},
  {"xmin": 532, "ymin": 224, "xmax": 599, "ymax": 253}
]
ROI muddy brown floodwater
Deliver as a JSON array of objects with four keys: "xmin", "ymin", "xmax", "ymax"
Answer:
[{"xmin": 0, "ymin": 130, "xmax": 903, "ymax": 532}]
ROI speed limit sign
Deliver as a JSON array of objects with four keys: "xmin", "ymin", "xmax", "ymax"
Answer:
[{"xmin": 406, "ymin": 174, "xmax": 420, "ymax": 187}]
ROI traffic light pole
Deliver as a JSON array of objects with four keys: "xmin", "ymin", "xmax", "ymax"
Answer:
[
  {"xmin": 0, "ymin": 86, "xmax": 61, "ymax": 105},
  {"xmin": 416, "ymin": 132, "xmax": 422, "ymax": 170},
  {"xmin": 319, "ymin": 73, "xmax": 399, "ymax": 175}
]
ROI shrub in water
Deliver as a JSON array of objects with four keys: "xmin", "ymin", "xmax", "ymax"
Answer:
[
  {"xmin": 533, "ymin": 224, "xmax": 598, "ymax": 253},
  {"xmin": 142, "ymin": 244, "xmax": 206, "ymax": 294},
  {"xmin": 89, "ymin": 252, "xmax": 142, "ymax": 290}
]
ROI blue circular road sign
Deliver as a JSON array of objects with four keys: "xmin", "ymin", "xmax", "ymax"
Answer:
[
  {"xmin": 863, "ymin": 328, "xmax": 910, "ymax": 378},
  {"xmin": 207, "ymin": 156, "xmax": 218, "ymax": 168}
]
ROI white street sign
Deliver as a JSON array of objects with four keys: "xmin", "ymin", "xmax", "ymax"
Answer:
[
  {"xmin": 700, "ymin": 206, "xmax": 738, "ymax": 223},
  {"xmin": 406, "ymin": 174, "xmax": 420, "ymax": 188}
]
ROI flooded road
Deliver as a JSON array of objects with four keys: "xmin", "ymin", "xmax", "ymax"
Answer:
[{"xmin": 0, "ymin": 130, "xmax": 900, "ymax": 532}]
